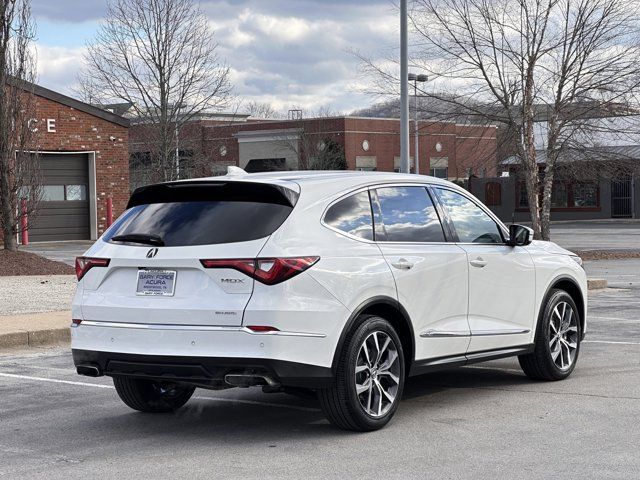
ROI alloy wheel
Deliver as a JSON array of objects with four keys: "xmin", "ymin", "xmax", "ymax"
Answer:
[
  {"xmin": 549, "ymin": 301, "xmax": 578, "ymax": 371},
  {"xmin": 354, "ymin": 331, "xmax": 401, "ymax": 417}
]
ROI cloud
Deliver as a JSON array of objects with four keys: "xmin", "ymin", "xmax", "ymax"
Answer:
[
  {"xmin": 35, "ymin": 44, "xmax": 86, "ymax": 95},
  {"xmin": 32, "ymin": 0, "xmax": 107, "ymax": 22},
  {"xmin": 33, "ymin": 0, "xmax": 399, "ymax": 113}
]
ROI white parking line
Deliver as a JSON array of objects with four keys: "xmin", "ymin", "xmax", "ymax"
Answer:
[
  {"xmin": 0, "ymin": 372, "xmax": 320, "ymax": 413},
  {"xmin": 0, "ymin": 372, "xmax": 113, "ymax": 389},
  {"xmin": 584, "ymin": 340, "xmax": 640, "ymax": 345}
]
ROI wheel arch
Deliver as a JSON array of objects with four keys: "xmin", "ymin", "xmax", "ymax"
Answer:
[
  {"xmin": 331, "ymin": 296, "xmax": 415, "ymax": 376},
  {"xmin": 545, "ymin": 275, "xmax": 586, "ymax": 340}
]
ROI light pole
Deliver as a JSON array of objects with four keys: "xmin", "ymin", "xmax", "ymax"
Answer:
[
  {"xmin": 400, "ymin": 0, "xmax": 410, "ymax": 174},
  {"xmin": 408, "ymin": 73, "xmax": 428, "ymax": 174},
  {"xmin": 174, "ymin": 103, "xmax": 187, "ymax": 180}
]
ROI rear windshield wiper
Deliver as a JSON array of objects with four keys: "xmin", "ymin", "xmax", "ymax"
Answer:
[{"xmin": 110, "ymin": 233, "xmax": 165, "ymax": 246}]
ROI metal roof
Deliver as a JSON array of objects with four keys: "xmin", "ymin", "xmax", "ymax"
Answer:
[{"xmin": 501, "ymin": 145, "xmax": 640, "ymax": 165}]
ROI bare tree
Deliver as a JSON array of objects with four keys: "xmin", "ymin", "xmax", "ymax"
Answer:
[
  {"xmin": 358, "ymin": 0, "xmax": 640, "ymax": 239},
  {"xmin": 78, "ymin": 0, "xmax": 232, "ymax": 183},
  {"xmin": 245, "ymin": 100, "xmax": 283, "ymax": 119},
  {"xmin": 0, "ymin": 0, "xmax": 40, "ymax": 251},
  {"xmin": 276, "ymin": 107, "xmax": 347, "ymax": 171}
]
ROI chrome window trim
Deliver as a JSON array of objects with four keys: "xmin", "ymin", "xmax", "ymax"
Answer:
[{"xmin": 79, "ymin": 320, "xmax": 326, "ymax": 338}]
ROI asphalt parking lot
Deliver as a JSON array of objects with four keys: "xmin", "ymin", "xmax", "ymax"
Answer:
[
  {"xmin": 550, "ymin": 221, "xmax": 640, "ymax": 252},
  {"xmin": 1, "ymin": 259, "xmax": 639, "ymax": 479}
]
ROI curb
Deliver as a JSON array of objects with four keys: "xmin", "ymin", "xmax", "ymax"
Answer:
[
  {"xmin": 0, "ymin": 310, "xmax": 71, "ymax": 351},
  {"xmin": 587, "ymin": 278, "xmax": 608, "ymax": 290},
  {"xmin": 0, "ymin": 328, "xmax": 70, "ymax": 350}
]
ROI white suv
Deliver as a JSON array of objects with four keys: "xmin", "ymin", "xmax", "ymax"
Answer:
[{"xmin": 72, "ymin": 170, "xmax": 587, "ymax": 431}]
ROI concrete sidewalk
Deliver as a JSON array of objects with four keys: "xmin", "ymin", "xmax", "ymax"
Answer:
[{"xmin": 0, "ymin": 311, "xmax": 70, "ymax": 349}]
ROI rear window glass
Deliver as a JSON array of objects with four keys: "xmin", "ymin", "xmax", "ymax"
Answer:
[
  {"xmin": 104, "ymin": 182, "xmax": 295, "ymax": 246},
  {"xmin": 324, "ymin": 191, "xmax": 373, "ymax": 240}
]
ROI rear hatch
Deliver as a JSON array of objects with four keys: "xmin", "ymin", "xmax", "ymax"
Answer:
[{"xmin": 80, "ymin": 180, "xmax": 298, "ymax": 326}]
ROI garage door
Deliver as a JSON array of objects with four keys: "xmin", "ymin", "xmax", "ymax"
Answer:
[{"xmin": 29, "ymin": 154, "xmax": 90, "ymax": 242}]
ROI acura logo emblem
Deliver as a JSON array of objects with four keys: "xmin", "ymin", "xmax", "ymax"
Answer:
[{"xmin": 146, "ymin": 248, "xmax": 158, "ymax": 258}]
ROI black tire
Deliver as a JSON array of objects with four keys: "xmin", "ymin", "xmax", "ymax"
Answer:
[
  {"xmin": 113, "ymin": 376, "xmax": 195, "ymax": 413},
  {"xmin": 318, "ymin": 315, "xmax": 405, "ymax": 432},
  {"xmin": 519, "ymin": 289, "xmax": 582, "ymax": 381}
]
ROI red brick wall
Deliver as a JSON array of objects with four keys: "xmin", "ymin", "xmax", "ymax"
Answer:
[
  {"xmin": 30, "ymin": 94, "xmax": 129, "ymax": 237},
  {"xmin": 137, "ymin": 116, "xmax": 497, "ymax": 180}
]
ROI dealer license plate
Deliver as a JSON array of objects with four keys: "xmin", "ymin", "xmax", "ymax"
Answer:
[{"xmin": 136, "ymin": 270, "xmax": 176, "ymax": 296}]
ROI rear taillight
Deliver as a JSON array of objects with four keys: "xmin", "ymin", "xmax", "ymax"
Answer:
[
  {"xmin": 200, "ymin": 257, "xmax": 319, "ymax": 285},
  {"xmin": 75, "ymin": 257, "xmax": 110, "ymax": 281}
]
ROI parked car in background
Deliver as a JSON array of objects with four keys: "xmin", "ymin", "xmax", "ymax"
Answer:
[{"xmin": 72, "ymin": 169, "xmax": 587, "ymax": 431}]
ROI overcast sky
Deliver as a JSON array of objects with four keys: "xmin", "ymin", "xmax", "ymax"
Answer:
[{"xmin": 32, "ymin": 0, "xmax": 399, "ymax": 114}]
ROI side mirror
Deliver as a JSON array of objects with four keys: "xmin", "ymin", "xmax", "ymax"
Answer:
[{"xmin": 508, "ymin": 224, "xmax": 533, "ymax": 246}]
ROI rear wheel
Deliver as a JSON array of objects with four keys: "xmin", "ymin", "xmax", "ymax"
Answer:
[
  {"xmin": 113, "ymin": 377, "xmax": 195, "ymax": 413},
  {"xmin": 318, "ymin": 315, "xmax": 405, "ymax": 431},
  {"xmin": 519, "ymin": 289, "xmax": 581, "ymax": 381}
]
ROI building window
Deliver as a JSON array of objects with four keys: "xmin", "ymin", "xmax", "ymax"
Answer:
[
  {"xmin": 42, "ymin": 185, "xmax": 65, "ymax": 201},
  {"xmin": 65, "ymin": 185, "xmax": 87, "ymax": 201},
  {"xmin": 485, "ymin": 182, "xmax": 502, "ymax": 206},
  {"xmin": 356, "ymin": 156, "xmax": 377, "ymax": 171},
  {"xmin": 130, "ymin": 152, "xmax": 152, "ymax": 191},
  {"xmin": 573, "ymin": 182, "xmax": 598, "ymax": 207},
  {"xmin": 516, "ymin": 180, "xmax": 600, "ymax": 210},
  {"xmin": 393, "ymin": 156, "xmax": 414, "ymax": 173},
  {"xmin": 551, "ymin": 182, "xmax": 568, "ymax": 208},
  {"xmin": 517, "ymin": 182, "xmax": 529, "ymax": 208},
  {"xmin": 42, "ymin": 185, "xmax": 87, "ymax": 202},
  {"xmin": 430, "ymin": 167, "xmax": 448, "ymax": 179},
  {"xmin": 429, "ymin": 157, "xmax": 448, "ymax": 179}
]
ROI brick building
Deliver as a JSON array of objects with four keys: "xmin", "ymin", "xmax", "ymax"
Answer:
[
  {"xmin": 21, "ymin": 82, "xmax": 129, "ymax": 242},
  {"xmin": 130, "ymin": 115, "xmax": 498, "ymax": 189}
]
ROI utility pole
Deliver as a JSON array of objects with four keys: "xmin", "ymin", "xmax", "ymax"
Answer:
[{"xmin": 400, "ymin": 0, "xmax": 410, "ymax": 174}]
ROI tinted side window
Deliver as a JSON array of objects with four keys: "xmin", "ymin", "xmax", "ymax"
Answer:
[
  {"xmin": 324, "ymin": 191, "xmax": 373, "ymax": 240},
  {"xmin": 435, "ymin": 188, "xmax": 503, "ymax": 244},
  {"xmin": 375, "ymin": 186, "xmax": 445, "ymax": 242}
]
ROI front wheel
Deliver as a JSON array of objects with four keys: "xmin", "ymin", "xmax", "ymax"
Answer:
[
  {"xmin": 318, "ymin": 315, "xmax": 405, "ymax": 431},
  {"xmin": 113, "ymin": 377, "xmax": 195, "ymax": 413},
  {"xmin": 519, "ymin": 289, "xmax": 581, "ymax": 381}
]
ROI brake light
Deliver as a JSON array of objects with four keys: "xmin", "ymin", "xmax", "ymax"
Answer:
[
  {"xmin": 75, "ymin": 257, "xmax": 110, "ymax": 281},
  {"xmin": 200, "ymin": 257, "xmax": 319, "ymax": 285}
]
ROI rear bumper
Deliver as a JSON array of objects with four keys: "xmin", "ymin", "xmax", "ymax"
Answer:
[{"xmin": 73, "ymin": 349, "xmax": 333, "ymax": 389}]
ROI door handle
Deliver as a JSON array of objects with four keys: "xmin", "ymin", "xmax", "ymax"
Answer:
[
  {"xmin": 469, "ymin": 257, "xmax": 487, "ymax": 268},
  {"xmin": 391, "ymin": 258, "xmax": 414, "ymax": 270}
]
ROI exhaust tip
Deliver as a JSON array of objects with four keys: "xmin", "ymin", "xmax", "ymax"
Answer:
[
  {"xmin": 76, "ymin": 364, "xmax": 102, "ymax": 377},
  {"xmin": 224, "ymin": 373, "xmax": 280, "ymax": 388}
]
